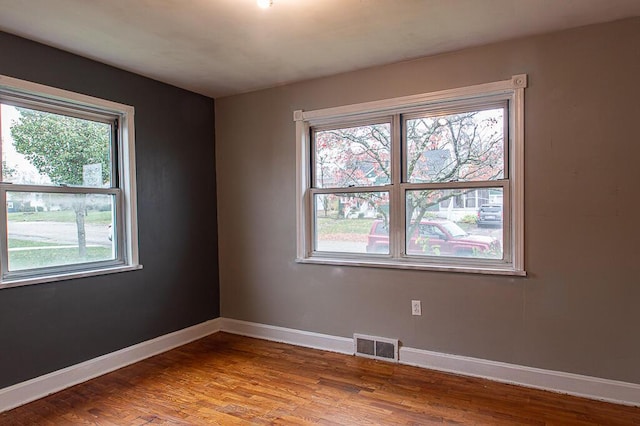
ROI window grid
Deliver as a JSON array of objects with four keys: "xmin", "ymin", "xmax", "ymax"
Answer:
[
  {"xmin": 0, "ymin": 74, "xmax": 140, "ymax": 287},
  {"xmin": 295, "ymin": 75, "xmax": 526, "ymax": 275}
]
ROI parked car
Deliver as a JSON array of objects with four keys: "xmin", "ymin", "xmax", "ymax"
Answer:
[
  {"xmin": 477, "ymin": 204, "xmax": 503, "ymax": 227},
  {"xmin": 366, "ymin": 219, "xmax": 500, "ymax": 257}
]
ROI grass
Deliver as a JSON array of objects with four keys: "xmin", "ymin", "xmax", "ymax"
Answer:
[
  {"xmin": 8, "ymin": 210, "xmax": 112, "ymax": 225},
  {"xmin": 8, "ymin": 239, "xmax": 61, "ymax": 248},
  {"xmin": 316, "ymin": 217, "xmax": 375, "ymax": 235},
  {"xmin": 8, "ymin": 246, "xmax": 113, "ymax": 271}
]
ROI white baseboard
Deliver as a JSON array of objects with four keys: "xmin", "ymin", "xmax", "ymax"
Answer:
[
  {"xmin": 221, "ymin": 318, "xmax": 353, "ymax": 355},
  {"xmin": 399, "ymin": 347, "xmax": 640, "ymax": 407},
  {"xmin": 0, "ymin": 318, "xmax": 222, "ymax": 413},
  {"xmin": 219, "ymin": 318, "xmax": 640, "ymax": 407},
  {"xmin": 3, "ymin": 317, "xmax": 639, "ymax": 413}
]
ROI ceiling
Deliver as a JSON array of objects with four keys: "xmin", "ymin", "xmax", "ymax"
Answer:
[{"xmin": 0, "ymin": 0, "xmax": 639, "ymax": 98}]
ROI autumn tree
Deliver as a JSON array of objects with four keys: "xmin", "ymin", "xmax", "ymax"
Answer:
[
  {"xmin": 315, "ymin": 123, "xmax": 391, "ymax": 222},
  {"xmin": 10, "ymin": 108, "xmax": 111, "ymax": 256},
  {"xmin": 403, "ymin": 109, "xmax": 503, "ymax": 236},
  {"xmin": 316, "ymin": 108, "xmax": 504, "ymax": 237}
]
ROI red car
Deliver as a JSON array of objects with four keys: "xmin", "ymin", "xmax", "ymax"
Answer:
[{"xmin": 366, "ymin": 219, "xmax": 501, "ymax": 257}]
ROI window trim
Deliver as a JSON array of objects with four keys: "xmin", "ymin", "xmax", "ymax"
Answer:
[
  {"xmin": 294, "ymin": 74, "xmax": 526, "ymax": 276},
  {"xmin": 0, "ymin": 74, "xmax": 141, "ymax": 288}
]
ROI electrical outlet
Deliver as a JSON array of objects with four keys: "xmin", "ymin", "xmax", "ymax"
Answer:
[{"xmin": 411, "ymin": 300, "xmax": 421, "ymax": 316}]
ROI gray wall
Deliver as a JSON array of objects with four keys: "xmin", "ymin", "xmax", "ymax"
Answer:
[
  {"xmin": 216, "ymin": 18, "xmax": 640, "ymax": 384},
  {"xmin": 0, "ymin": 32, "xmax": 219, "ymax": 388}
]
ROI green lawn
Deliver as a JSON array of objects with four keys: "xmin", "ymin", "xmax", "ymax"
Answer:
[
  {"xmin": 8, "ymin": 245, "xmax": 113, "ymax": 271},
  {"xmin": 8, "ymin": 239, "xmax": 61, "ymax": 248},
  {"xmin": 316, "ymin": 217, "xmax": 375, "ymax": 235},
  {"xmin": 8, "ymin": 210, "xmax": 112, "ymax": 225}
]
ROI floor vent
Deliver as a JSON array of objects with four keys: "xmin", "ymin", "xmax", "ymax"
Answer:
[{"xmin": 353, "ymin": 334, "xmax": 398, "ymax": 362}]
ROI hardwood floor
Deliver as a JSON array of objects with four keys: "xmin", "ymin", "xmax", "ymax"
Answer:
[{"xmin": 1, "ymin": 332, "xmax": 639, "ymax": 425}]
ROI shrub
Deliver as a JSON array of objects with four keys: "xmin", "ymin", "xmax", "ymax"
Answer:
[{"xmin": 460, "ymin": 214, "xmax": 478, "ymax": 225}]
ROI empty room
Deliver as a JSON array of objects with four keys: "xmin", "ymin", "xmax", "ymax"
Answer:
[{"xmin": 1, "ymin": 0, "xmax": 640, "ymax": 424}]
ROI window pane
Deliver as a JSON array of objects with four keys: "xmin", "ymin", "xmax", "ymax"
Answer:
[
  {"xmin": 1, "ymin": 103, "xmax": 112, "ymax": 187},
  {"xmin": 314, "ymin": 192, "xmax": 389, "ymax": 254},
  {"xmin": 7, "ymin": 192, "xmax": 116, "ymax": 271},
  {"xmin": 405, "ymin": 108, "xmax": 504, "ymax": 183},
  {"xmin": 314, "ymin": 123, "xmax": 391, "ymax": 188},
  {"xmin": 406, "ymin": 189, "xmax": 503, "ymax": 259}
]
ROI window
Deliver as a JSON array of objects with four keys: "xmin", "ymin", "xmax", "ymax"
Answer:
[
  {"xmin": 295, "ymin": 75, "xmax": 526, "ymax": 275},
  {"xmin": 0, "ymin": 74, "xmax": 140, "ymax": 287}
]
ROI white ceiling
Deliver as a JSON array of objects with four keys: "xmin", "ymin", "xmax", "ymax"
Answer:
[{"xmin": 0, "ymin": 0, "xmax": 639, "ymax": 98}]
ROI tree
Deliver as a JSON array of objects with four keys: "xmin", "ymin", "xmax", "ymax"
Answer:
[
  {"xmin": 1, "ymin": 160, "xmax": 16, "ymax": 181},
  {"xmin": 315, "ymin": 123, "xmax": 391, "ymax": 223},
  {"xmin": 315, "ymin": 108, "xmax": 504, "ymax": 238},
  {"xmin": 403, "ymin": 109, "xmax": 503, "ymax": 237},
  {"xmin": 10, "ymin": 108, "xmax": 111, "ymax": 256}
]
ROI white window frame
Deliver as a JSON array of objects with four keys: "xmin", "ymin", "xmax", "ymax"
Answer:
[
  {"xmin": 294, "ymin": 74, "xmax": 526, "ymax": 276},
  {"xmin": 0, "ymin": 74, "xmax": 141, "ymax": 288}
]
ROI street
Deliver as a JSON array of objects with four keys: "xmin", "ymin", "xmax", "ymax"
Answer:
[{"xmin": 9, "ymin": 221, "xmax": 112, "ymax": 247}]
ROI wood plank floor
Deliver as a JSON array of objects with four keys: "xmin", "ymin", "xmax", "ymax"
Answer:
[{"xmin": 1, "ymin": 332, "xmax": 639, "ymax": 425}]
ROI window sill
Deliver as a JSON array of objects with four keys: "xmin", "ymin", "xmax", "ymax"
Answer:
[
  {"xmin": 296, "ymin": 256, "xmax": 526, "ymax": 277},
  {"xmin": 0, "ymin": 264, "xmax": 143, "ymax": 289}
]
